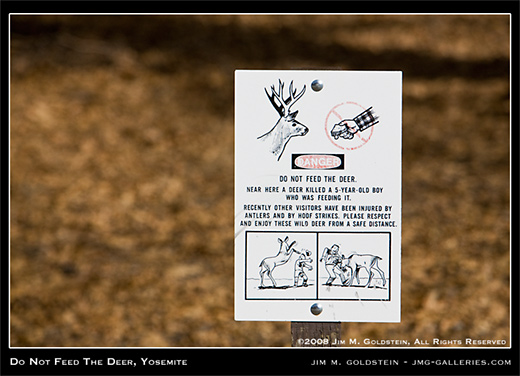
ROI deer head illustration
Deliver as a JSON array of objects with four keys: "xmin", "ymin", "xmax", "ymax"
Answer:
[{"xmin": 258, "ymin": 80, "xmax": 308, "ymax": 160}]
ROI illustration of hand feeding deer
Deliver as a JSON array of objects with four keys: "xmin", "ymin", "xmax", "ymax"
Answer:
[
  {"xmin": 259, "ymin": 236, "xmax": 301, "ymax": 288},
  {"xmin": 330, "ymin": 107, "xmax": 379, "ymax": 140},
  {"xmin": 258, "ymin": 80, "xmax": 308, "ymax": 160}
]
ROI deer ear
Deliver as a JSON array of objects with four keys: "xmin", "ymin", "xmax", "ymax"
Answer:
[{"xmin": 287, "ymin": 111, "xmax": 298, "ymax": 120}]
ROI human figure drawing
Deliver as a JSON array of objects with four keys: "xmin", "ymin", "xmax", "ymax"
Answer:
[
  {"xmin": 320, "ymin": 244, "xmax": 348, "ymax": 285},
  {"xmin": 294, "ymin": 250, "xmax": 313, "ymax": 287}
]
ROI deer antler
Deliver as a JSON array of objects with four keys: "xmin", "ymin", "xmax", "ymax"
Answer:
[
  {"xmin": 265, "ymin": 80, "xmax": 286, "ymax": 116},
  {"xmin": 265, "ymin": 80, "xmax": 306, "ymax": 117},
  {"xmin": 286, "ymin": 81, "xmax": 306, "ymax": 114}
]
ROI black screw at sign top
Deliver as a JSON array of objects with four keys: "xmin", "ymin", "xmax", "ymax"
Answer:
[{"xmin": 311, "ymin": 79, "xmax": 323, "ymax": 92}]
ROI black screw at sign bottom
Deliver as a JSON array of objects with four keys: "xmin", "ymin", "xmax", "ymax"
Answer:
[{"xmin": 310, "ymin": 303, "xmax": 323, "ymax": 315}]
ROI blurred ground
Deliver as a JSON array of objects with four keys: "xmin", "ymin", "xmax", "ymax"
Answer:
[{"xmin": 10, "ymin": 15, "xmax": 510, "ymax": 347}]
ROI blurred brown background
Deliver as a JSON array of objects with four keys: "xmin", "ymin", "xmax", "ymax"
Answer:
[{"xmin": 10, "ymin": 15, "xmax": 510, "ymax": 347}]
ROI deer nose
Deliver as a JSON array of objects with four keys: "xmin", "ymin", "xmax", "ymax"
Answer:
[{"xmin": 301, "ymin": 127, "xmax": 309, "ymax": 136}]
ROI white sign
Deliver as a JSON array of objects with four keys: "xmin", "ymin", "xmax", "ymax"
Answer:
[{"xmin": 235, "ymin": 70, "xmax": 402, "ymax": 322}]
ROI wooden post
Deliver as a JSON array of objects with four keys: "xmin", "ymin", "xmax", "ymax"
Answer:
[{"xmin": 291, "ymin": 322, "xmax": 341, "ymax": 347}]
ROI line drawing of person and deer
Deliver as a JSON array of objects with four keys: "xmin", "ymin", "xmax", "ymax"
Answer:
[
  {"xmin": 258, "ymin": 236, "xmax": 312, "ymax": 289},
  {"xmin": 258, "ymin": 80, "xmax": 309, "ymax": 161},
  {"xmin": 256, "ymin": 236, "xmax": 387, "ymax": 290},
  {"xmin": 320, "ymin": 244, "xmax": 387, "ymax": 288}
]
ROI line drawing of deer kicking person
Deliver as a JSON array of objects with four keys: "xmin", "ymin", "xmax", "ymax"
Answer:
[
  {"xmin": 258, "ymin": 80, "xmax": 308, "ymax": 161},
  {"xmin": 320, "ymin": 244, "xmax": 348, "ymax": 285},
  {"xmin": 259, "ymin": 236, "xmax": 301, "ymax": 288},
  {"xmin": 342, "ymin": 253, "xmax": 386, "ymax": 288},
  {"xmin": 294, "ymin": 249, "xmax": 313, "ymax": 287}
]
